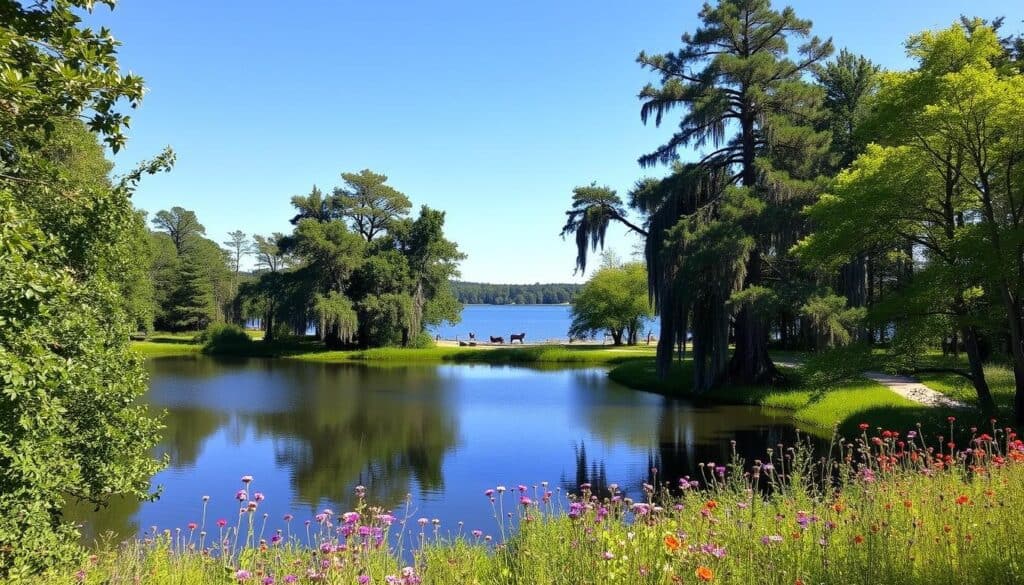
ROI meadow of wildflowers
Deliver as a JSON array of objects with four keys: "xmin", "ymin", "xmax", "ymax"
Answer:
[{"xmin": 43, "ymin": 418, "xmax": 1024, "ymax": 584}]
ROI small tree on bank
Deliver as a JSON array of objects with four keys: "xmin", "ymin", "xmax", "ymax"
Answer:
[{"xmin": 569, "ymin": 259, "xmax": 652, "ymax": 345}]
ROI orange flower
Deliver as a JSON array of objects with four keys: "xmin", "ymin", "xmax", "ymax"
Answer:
[
  {"xmin": 795, "ymin": 580, "xmax": 805, "ymax": 585},
  {"xmin": 832, "ymin": 502, "xmax": 844, "ymax": 513},
  {"xmin": 704, "ymin": 500, "xmax": 718, "ymax": 510},
  {"xmin": 955, "ymin": 495, "xmax": 970, "ymax": 506},
  {"xmin": 903, "ymin": 500, "xmax": 913, "ymax": 508},
  {"xmin": 853, "ymin": 535, "xmax": 864, "ymax": 544},
  {"xmin": 695, "ymin": 566, "xmax": 714, "ymax": 582},
  {"xmin": 664, "ymin": 534, "xmax": 681, "ymax": 551}
]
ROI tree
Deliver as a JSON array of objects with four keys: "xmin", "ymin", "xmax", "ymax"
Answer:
[
  {"xmin": 797, "ymin": 22, "xmax": 1023, "ymax": 414},
  {"xmin": 223, "ymin": 230, "xmax": 252, "ymax": 275},
  {"xmin": 334, "ymin": 169, "xmax": 411, "ymax": 241},
  {"xmin": 253, "ymin": 233, "xmax": 288, "ymax": 273},
  {"xmin": 151, "ymin": 206, "xmax": 205, "ymax": 254},
  {"xmin": 0, "ymin": 1, "xmax": 167, "ymax": 574},
  {"xmin": 289, "ymin": 185, "xmax": 335, "ymax": 225},
  {"xmin": 162, "ymin": 250, "xmax": 217, "ymax": 331},
  {"xmin": 569, "ymin": 259, "xmax": 653, "ymax": 345},
  {"xmin": 563, "ymin": 0, "xmax": 832, "ymax": 390}
]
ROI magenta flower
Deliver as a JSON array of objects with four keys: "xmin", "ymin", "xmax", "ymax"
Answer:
[
  {"xmin": 358, "ymin": 576, "xmax": 371, "ymax": 585},
  {"xmin": 253, "ymin": 492, "xmax": 265, "ymax": 503},
  {"xmin": 484, "ymin": 489, "xmax": 494, "ymax": 497},
  {"xmin": 187, "ymin": 522, "xmax": 197, "ymax": 530},
  {"xmin": 235, "ymin": 569, "xmax": 252, "ymax": 581},
  {"xmin": 216, "ymin": 519, "xmax": 228, "ymax": 528}
]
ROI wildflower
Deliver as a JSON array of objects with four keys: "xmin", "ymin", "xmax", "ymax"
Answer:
[
  {"xmin": 602, "ymin": 551, "xmax": 614, "ymax": 560},
  {"xmin": 235, "ymin": 569, "xmax": 252, "ymax": 582},
  {"xmin": 519, "ymin": 496, "xmax": 533, "ymax": 506},
  {"xmin": 956, "ymin": 495, "xmax": 970, "ymax": 506},
  {"xmin": 187, "ymin": 522, "xmax": 198, "ymax": 530},
  {"xmin": 948, "ymin": 416, "xmax": 956, "ymax": 423},
  {"xmin": 359, "ymin": 577, "xmax": 370, "ymax": 585},
  {"xmin": 343, "ymin": 512, "xmax": 360, "ymax": 524},
  {"xmin": 376, "ymin": 513, "xmax": 395, "ymax": 526},
  {"xmin": 484, "ymin": 489, "xmax": 494, "ymax": 497},
  {"xmin": 241, "ymin": 475, "xmax": 253, "ymax": 484},
  {"xmin": 283, "ymin": 514, "xmax": 293, "ymax": 522},
  {"xmin": 235, "ymin": 490, "xmax": 247, "ymax": 502},
  {"xmin": 217, "ymin": 519, "xmax": 228, "ymax": 528},
  {"xmin": 262, "ymin": 577, "xmax": 274, "ymax": 585},
  {"xmin": 417, "ymin": 517, "xmax": 429, "ymax": 527},
  {"xmin": 859, "ymin": 423, "xmax": 869, "ymax": 431},
  {"xmin": 704, "ymin": 500, "xmax": 718, "ymax": 510},
  {"xmin": 496, "ymin": 485, "xmax": 506, "ymax": 493},
  {"xmin": 664, "ymin": 534, "xmax": 681, "ymax": 551},
  {"xmin": 695, "ymin": 566, "xmax": 714, "ymax": 581},
  {"xmin": 283, "ymin": 577, "xmax": 297, "ymax": 584},
  {"xmin": 854, "ymin": 535, "xmax": 864, "ymax": 544},
  {"xmin": 253, "ymin": 492, "xmax": 265, "ymax": 503},
  {"xmin": 472, "ymin": 529, "xmax": 483, "ymax": 538}
]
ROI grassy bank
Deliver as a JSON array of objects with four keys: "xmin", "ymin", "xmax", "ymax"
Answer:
[
  {"xmin": 41, "ymin": 427, "xmax": 1024, "ymax": 584},
  {"xmin": 608, "ymin": 359, "xmax": 946, "ymax": 436},
  {"xmin": 130, "ymin": 335, "xmax": 657, "ymax": 366}
]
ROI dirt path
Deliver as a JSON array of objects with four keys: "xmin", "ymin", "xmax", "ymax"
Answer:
[
  {"xmin": 861, "ymin": 371, "xmax": 969, "ymax": 409},
  {"xmin": 774, "ymin": 360, "xmax": 969, "ymax": 409}
]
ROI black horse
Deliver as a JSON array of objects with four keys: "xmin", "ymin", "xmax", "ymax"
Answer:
[
  {"xmin": 510, "ymin": 332, "xmax": 526, "ymax": 344},
  {"xmin": 469, "ymin": 332, "xmax": 476, "ymax": 341},
  {"xmin": 489, "ymin": 336, "xmax": 505, "ymax": 344}
]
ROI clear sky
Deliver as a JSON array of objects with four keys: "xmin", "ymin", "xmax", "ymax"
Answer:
[{"xmin": 91, "ymin": 1, "xmax": 1023, "ymax": 283}]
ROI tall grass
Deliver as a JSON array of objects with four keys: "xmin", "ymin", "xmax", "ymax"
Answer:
[{"xmin": 44, "ymin": 420, "xmax": 1024, "ymax": 584}]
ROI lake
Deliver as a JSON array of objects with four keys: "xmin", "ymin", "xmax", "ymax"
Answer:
[
  {"xmin": 71, "ymin": 355, "xmax": 813, "ymax": 545},
  {"xmin": 428, "ymin": 304, "xmax": 657, "ymax": 342}
]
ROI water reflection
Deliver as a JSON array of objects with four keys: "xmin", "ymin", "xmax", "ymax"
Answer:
[{"xmin": 71, "ymin": 357, "xmax": 818, "ymax": 543}]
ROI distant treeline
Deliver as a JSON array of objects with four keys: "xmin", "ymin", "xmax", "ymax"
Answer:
[{"xmin": 451, "ymin": 281, "xmax": 581, "ymax": 305}]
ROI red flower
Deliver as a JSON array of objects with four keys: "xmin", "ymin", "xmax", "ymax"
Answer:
[
  {"xmin": 853, "ymin": 535, "xmax": 864, "ymax": 544},
  {"xmin": 955, "ymin": 495, "xmax": 970, "ymax": 506},
  {"xmin": 859, "ymin": 423, "xmax": 869, "ymax": 431},
  {"xmin": 695, "ymin": 566, "xmax": 714, "ymax": 582}
]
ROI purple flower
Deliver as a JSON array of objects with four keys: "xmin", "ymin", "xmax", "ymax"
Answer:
[
  {"xmin": 376, "ymin": 513, "xmax": 395, "ymax": 526},
  {"xmin": 283, "ymin": 576, "xmax": 297, "ymax": 584},
  {"xmin": 602, "ymin": 551, "xmax": 614, "ymax": 560},
  {"xmin": 253, "ymin": 492, "xmax": 265, "ymax": 503},
  {"xmin": 235, "ymin": 569, "xmax": 252, "ymax": 582},
  {"xmin": 262, "ymin": 577, "xmax": 275, "ymax": 585},
  {"xmin": 484, "ymin": 489, "xmax": 494, "ymax": 497},
  {"xmin": 472, "ymin": 529, "xmax": 483, "ymax": 538},
  {"xmin": 235, "ymin": 490, "xmax": 247, "ymax": 502},
  {"xmin": 359, "ymin": 576, "xmax": 371, "ymax": 585}
]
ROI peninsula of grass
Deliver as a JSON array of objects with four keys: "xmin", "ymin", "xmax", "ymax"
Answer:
[{"xmin": 608, "ymin": 359, "xmax": 952, "ymax": 436}]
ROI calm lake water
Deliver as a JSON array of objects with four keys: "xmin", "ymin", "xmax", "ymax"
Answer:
[
  {"xmin": 71, "ymin": 355, "xmax": 813, "ymax": 544},
  {"xmin": 429, "ymin": 304, "xmax": 657, "ymax": 342}
]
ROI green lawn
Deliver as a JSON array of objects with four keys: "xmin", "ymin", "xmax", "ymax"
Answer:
[{"xmin": 608, "ymin": 358, "xmax": 954, "ymax": 436}]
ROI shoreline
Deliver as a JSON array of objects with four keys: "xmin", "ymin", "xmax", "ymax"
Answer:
[{"xmin": 130, "ymin": 338, "xmax": 979, "ymax": 436}]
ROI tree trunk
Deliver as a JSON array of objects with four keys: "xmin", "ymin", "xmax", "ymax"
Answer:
[
  {"xmin": 961, "ymin": 325, "xmax": 995, "ymax": 412},
  {"xmin": 611, "ymin": 329, "xmax": 623, "ymax": 346},
  {"xmin": 726, "ymin": 251, "xmax": 776, "ymax": 384}
]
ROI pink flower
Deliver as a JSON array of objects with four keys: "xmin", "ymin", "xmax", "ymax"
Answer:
[
  {"xmin": 216, "ymin": 519, "xmax": 228, "ymax": 528},
  {"xmin": 187, "ymin": 522, "xmax": 198, "ymax": 530},
  {"xmin": 235, "ymin": 490, "xmax": 247, "ymax": 502},
  {"xmin": 241, "ymin": 475, "xmax": 253, "ymax": 484}
]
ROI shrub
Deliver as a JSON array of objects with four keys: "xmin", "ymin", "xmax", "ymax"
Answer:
[{"xmin": 196, "ymin": 323, "xmax": 252, "ymax": 354}]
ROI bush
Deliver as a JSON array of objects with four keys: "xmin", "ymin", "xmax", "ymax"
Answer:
[
  {"xmin": 196, "ymin": 323, "xmax": 252, "ymax": 354},
  {"xmin": 408, "ymin": 331, "xmax": 436, "ymax": 349}
]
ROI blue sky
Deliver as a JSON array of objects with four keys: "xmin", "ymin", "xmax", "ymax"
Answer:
[{"xmin": 92, "ymin": 1, "xmax": 1023, "ymax": 283}]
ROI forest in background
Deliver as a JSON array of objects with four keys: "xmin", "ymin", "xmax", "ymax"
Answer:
[{"xmin": 450, "ymin": 281, "xmax": 580, "ymax": 305}]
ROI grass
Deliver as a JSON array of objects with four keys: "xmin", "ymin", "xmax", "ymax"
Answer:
[
  {"xmin": 916, "ymin": 362, "xmax": 1016, "ymax": 414},
  {"xmin": 608, "ymin": 358, "xmax": 947, "ymax": 436},
  {"xmin": 130, "ymin": 333, "xmax": 658, "ymax": 367},
  {"xmin": 39, "ymin": 426, "xmax": 1024, "ymax": 584}
]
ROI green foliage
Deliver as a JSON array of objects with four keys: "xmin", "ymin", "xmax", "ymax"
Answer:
[
  {"xmin": 334, "ymin": 169, "xmax": 412, "ymax": 241},
  {"xmin": 196, "ymin": 323, "xmax": 252, "ymax": 355},
  {"xmin": 0, "ymin": 2, "xmax": 169, "ymax": 574},
  {"xmin": 450, "ymin": 281, "xmax": 580, "ymax": 304},
  {"xmin": 800, "ymin": 294, "xmax": 866, "ymax": 349},
  {"xmin": 570, "ymin": 259, "xmax": 652, "ymax": 345}
]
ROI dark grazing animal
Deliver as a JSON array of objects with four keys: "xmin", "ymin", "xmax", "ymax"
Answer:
[
  {"xmin": 489, "ymin": 336, "xmax": 505, "ymax": 344},
  {"xmin": 510, "ymin": 332, "xmax": 526, "ymax": 344}
]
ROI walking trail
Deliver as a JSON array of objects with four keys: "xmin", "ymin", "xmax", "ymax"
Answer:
[{"xmin": 774, "ymin": 361, "xmax": 969, "ymax": 409}]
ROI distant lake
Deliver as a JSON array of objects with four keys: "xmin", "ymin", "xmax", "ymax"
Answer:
[
  {"xmin": 69, "ymin": 356, "xmax": 814, "ymax": 546},
  {"xmin": 429, "ymin": 304, "xmax": 657, "ymax": 343}
]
